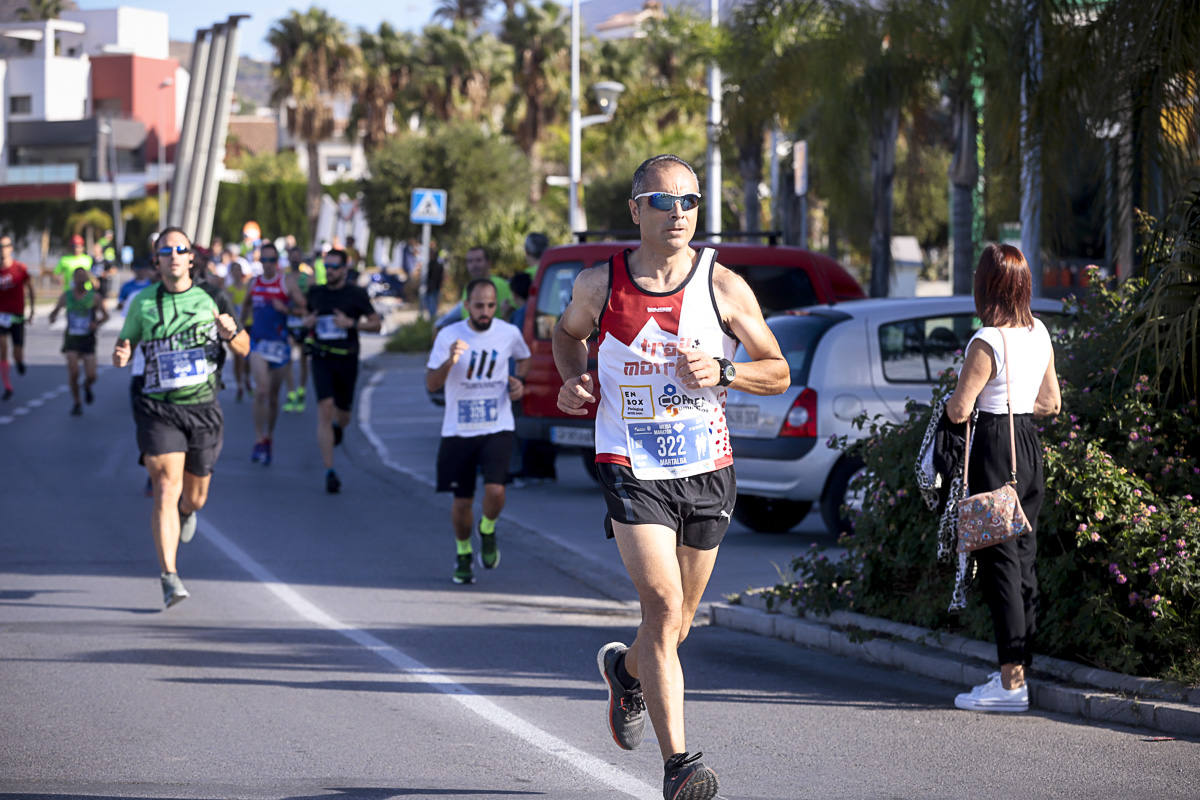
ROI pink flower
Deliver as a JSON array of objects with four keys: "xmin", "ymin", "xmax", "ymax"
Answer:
[
  {"xmin": 1117, "ymin": 574, "xmax": 1128, "ymax": 584},
  {"xmin": 1096, "ymin": 511, "xmax": 1106, "ymax": 521},
  {"xmin": 1078, "ymin": 523, "xmax": 1088, "ymax": 532},
  {"xmin": 1149, "ymin": 563, "xmax": 1159, "ymax": 576},
  {"xmin": 1130, "ymin": 432, "xmax": 1139, "ymax": 441},
  {"xmin": 1147, "ymin": 505, "xmax": 1157, "ymax": 513},
  {"xmin": 1090, "ymin": 532, "xmax": 1100, "ymax": 542},
  {"xmin": 1108, "ymin": 563, "xmax": 1120, "ymax": 575}
]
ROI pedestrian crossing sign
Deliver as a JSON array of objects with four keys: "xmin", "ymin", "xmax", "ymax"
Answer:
[{"xmin": 410, "ymin": 188, "xmax": 448, "ymax": 225}]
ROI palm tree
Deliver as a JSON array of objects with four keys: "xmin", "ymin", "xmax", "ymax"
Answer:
[
  {"xmin": 17, "ymin": 0, "xmax": 71, "ymax": 20},
  {"xmin": 432, "ymin": 0, "xmax": 489, "ymax": 29},
  {"xmin": 353, "ymin": 23, "xmax": 408, "ymax": 152},
  {"xmin": 268, "ymin": 7, "xmax": 363, "ymax": 237}
]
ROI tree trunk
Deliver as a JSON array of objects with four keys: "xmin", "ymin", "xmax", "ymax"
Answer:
[
  {"xmin": 737, "ymin": 131, "xmax": 763, "ymax": 232},
  {"xmin": 306, "ymin": 139, "xmax": 322, "ymax": 243},
  {"xmin": 949, "ymin": 89, "xmax": 977, "ymax": 295},
  {"xmin": 869, "ymin": 105, "xmax": 899, "ymax": 298}
]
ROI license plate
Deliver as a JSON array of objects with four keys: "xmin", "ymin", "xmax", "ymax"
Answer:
[
  {"xmin": 550, "ymin": 425, "xmax": 594, "ymax": 447},
  {"xmin": 725, "ymin": 404, "xmax": 759, "ymax": 429}
]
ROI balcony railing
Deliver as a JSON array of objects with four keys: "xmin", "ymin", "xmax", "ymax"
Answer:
[{"xmin": 5, "ymin": 163, "xmax": 79, "ymax": 184}]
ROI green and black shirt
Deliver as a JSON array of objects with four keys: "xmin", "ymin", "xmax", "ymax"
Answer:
[{"xmin": 119, "ymin": 284, "xmax": 231, "ymax": 404}]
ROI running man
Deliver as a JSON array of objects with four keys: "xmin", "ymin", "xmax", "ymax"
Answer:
[
  {"xmin": 225, "ymin": 260, "xmax": 253, "ymax": 401},
  {"xmin": 55, "ymin": 234, "xmax": 94, "ymax": 290},
  {"xmin": 553, "ymin": 154, "xmax": 789, "ymax": 800},
  {"xmin": 241, "ymin": 242, "xmax": 304, "ymax": 465},
  {"xmin": 117, "ymin": 261, "xmax": 155, "ymax": 311},
  {"xmin": 426, "ymin": 278, "xmax": 530, "ymax": 584},
  {"xmin": 300, "ymin": 248, "xmax": 380, "ymax": 494},
  {"xmin": 49, "ymin": 267, "xmax": 108, "ymax": 415},
  {"xmin": 112, "ymin": 227, "xmax": 249, "ymax": 608},
  {"xmin": 0, "ymin": 234, "xmax": 35, "ymax": 400},
  {"xmin": 283, "ymin": 246, "xmax": 313, "ymax": 413}
]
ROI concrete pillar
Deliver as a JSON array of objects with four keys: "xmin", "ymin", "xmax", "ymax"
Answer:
[
  {"xmin": 167, "ymin": 28, "xmax": 210, "ymax": 229},
  {"xmin": 196, "ymin": 15, "xmax": 248, "ymax": 247}
]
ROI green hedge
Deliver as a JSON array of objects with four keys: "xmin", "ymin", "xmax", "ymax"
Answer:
[
  {"xmin": 212, "ymin": 181, "xmax": 309, "ymax": 247},
  {"xmin": 776, "ymin": 271, "xmax": 1200, "ymax": 682}
]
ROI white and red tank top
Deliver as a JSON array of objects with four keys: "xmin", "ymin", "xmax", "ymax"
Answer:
[
  {"xmin": 595, "ymin": 247, "xmax": 736, "ymax": 480},
  {"xmin": 249, "ymin": 272, "xmax": 290, "ymax": 341}
]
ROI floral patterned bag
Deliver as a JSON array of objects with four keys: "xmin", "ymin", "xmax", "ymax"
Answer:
[{"xmin": 957, "ymin": 329, "xmax": 1032, "ymax": 553}]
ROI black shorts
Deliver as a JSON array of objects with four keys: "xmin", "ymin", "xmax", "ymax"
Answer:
[
  {"xmin": 62, "ymin": 333, "xmax": 96, "ymax": 355},
  {"xmin": 597, "ymin": 462, "xmax": 736, "ymax": 551},
  {"xmin": 0, "ymin": 321, "xmax": 23, "ymax": 347},
  {"xmin": 311, "ymin": 354, "xmax": 358, "ymax": 411},
  {"xmin": 436, "ymin": 431, "xmax": 515, "ymax": 498},
  {"xmin": 133, "ymin": 395, "xmax": 224, "ymax": 477}
]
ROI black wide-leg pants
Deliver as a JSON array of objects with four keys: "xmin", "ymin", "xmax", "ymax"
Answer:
[{"xmin": 968, "ymin": 412, "xmax": 1045, "ymax": 667}]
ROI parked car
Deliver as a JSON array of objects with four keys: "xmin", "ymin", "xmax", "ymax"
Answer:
[
  {"xmin": 516, "ymin": 238, "xmax": 868, "ymax": 475},
  {"xmin": 725, "ymin": 295, "xmax": 1069, "ymax": 534}
]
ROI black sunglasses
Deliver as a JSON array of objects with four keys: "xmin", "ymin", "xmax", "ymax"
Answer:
[
  {"xmin": 261, "ymin": 256, "xmax": 279, "ymax": 263},
  {"xmin": 157, "ymin": 245, "xmax": 191, "ymax": 256},
  {"xmin": 634, "ymin": 192, "xmax": 701, "ymax": 212}
]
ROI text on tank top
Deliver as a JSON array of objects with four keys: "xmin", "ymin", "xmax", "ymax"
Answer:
[{"xmin": 594, "ymin": 248, "xmax": 736, "ymax": 480}]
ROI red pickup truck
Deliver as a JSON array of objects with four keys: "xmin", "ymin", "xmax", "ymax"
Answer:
[{"xmin": 516, "ymin": 238, "xmax": 866, "ymax": 470}]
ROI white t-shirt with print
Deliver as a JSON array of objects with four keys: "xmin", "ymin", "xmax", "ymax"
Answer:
[
  {"xmin": 963, "ymin": 318, "xmax": 1053, "ymax": 414},
  {"xmin": 427, "ymin": 318, "xmax": 531, "ymax": 438}
]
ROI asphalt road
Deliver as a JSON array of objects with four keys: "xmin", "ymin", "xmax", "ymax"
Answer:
[{"xmin": 1, "ymin": 307, "xmax": 1198, "ymax": 800}]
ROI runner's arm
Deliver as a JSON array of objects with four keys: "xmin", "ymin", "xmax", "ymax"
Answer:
[
  {"xmin": 92, "ymin": 295, "xmax": 109, "ymax": 329},
  {"xmin": 711, "ymin": 265, "xmax": 790, "ymax": 396},
  {"xmin": 24, "ymin": 275, "xmax": 34, "ymax": 321},
  {"xmin": 552, "ymin": 267, "xmax": 605, "ymax": 414},
  {"xmin": 240, "ymin": 278, "xmax": 255, "ymax": 327},
  {"xmin": 47, "ymin": 292, "xmax": 66, "ymax": 323}
]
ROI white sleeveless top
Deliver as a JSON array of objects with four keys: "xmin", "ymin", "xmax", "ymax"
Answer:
[
  {"xmin": 594, "ymin": 247, "xmax": 736, "ymax": 480},
  {"xmin": 963, "ymin": 318, "xmax": 1053, "ymax": 414}
]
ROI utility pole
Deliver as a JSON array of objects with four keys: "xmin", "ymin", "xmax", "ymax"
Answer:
[{"xmin": 1020, "ymin": 0, "xmax": 1043, "ymax": 296}]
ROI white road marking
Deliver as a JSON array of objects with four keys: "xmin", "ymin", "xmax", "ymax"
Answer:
[
  {"xmin": 199, "ymin": 517, "xmax": 659, "ymax": 800},
  {"xmin": 0, "ymin": 366, "xmax": 112, "ymax": 424},
  {"xmin": 358, "ymin": 371, "xmax": 435, "ymax": 487},
  {"xmin": 26, "ymin": 398, "xmax": 43, "ymax": 408}
]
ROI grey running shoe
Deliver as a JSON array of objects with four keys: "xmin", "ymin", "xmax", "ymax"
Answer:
[
  {"xmin": 161, "ymin": 572, "xmax": 189, "ymax": 608},
  {"xmin": 479, "ymin": 530, "xmax": 500, "ymax": 569},
  {"xmin": 179, "ymin": 510, "xmax": 197, "ymax": 544},
  {"xmin": 453, "ymin": 553, "xmax": 475, "ymax": 585},
  {"xmin": 597, "ymin": 642, "xmax": 646, "ymax": 750},
  {"xmin": 663, "ymin": 751, "xmax": 719, "ymax": 800}
]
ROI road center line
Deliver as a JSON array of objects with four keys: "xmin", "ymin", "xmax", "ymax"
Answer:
[{"xmin": 199, "ymin": 516, "xmax": 659, "ymax": 800}]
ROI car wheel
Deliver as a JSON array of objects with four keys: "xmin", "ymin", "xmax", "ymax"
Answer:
[
  {"xmin": 732, "ymin": 496, "xmax": 813, "ymax": 533},
  {"xmin": 820, "ymin": 456, "xmax": 866, "ymax": 535},
  {"xmin": 580, "ymin": 450, "xmax": 601, "ymax": 485}
]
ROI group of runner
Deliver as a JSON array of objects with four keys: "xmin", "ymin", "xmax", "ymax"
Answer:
[{"xmin": 3, "ymin": 154, "xmax": 784, "ymax": 800}]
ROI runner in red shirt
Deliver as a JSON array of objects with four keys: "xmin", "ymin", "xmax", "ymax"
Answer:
[{"xmin": 0, "ymin": 234, "xmax": 35, "ymax": 400}]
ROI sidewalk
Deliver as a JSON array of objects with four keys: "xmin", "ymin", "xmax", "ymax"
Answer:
[{"xmin": 359, "ymin": 334, "xmax": 1200, "ymax": 739}]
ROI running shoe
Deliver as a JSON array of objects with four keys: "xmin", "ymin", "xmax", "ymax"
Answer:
[
  {"xmin": 70, "ymin": 403, "xmax": 82, "ymax": 416},
  {"xmin": 283, "ymin": 390, "xmax": 299, "ymax": 413},
  {"xmin": 179, "ymin": 510, "xmax": 197, "ymax": 544},
  {"xmin": 2, "ymin": 387, "xmax": 11, "ymax": 401},
  {"xmin": 292, "ymin": 391, "xmax": 306, "ymax": 412},
  {"xmin": 160, "ymin": 572, "xmax": 190, "ymax": 608},
  {"xmin": 325, "ymin": 469, "xmax": 341, "ymax": 494},
  {"xmin": 597, "ymin": 642, "xmax": 646, "ymax": 750},
  {"xmin": 953, "ymin": 672, "xmax": 1029, "ymax": 713},
  {"xmin": 662, "ymin": 752, "xmax": 719, "ymax": 800},
  {"xmin": 332, "ymin": 422, "xmax": 344, "ymax": 447},
  {"xmin": 251, "ymin": 441, "xmax": 265, "ymax": 463},
  {"xmin": 15, "ymin": 361, "xmax": 24, "ymax": 375},
  {"xmin": 84, "ymin": 384, "xmax": 94, "ymax": 404},
  {"xmin": 452, "ymin": 553, "xmax": 475, "ymax": 585},
  {"xmin": 479, "ymin": 528, "xmax": 500, "ymax": 569},
  {"xmin": 236, "ymin": 387, "xmax": 244, "ymax": 403},
  {"xmin": 262, "ymin": 439, "xmax": 272, "ymax": 466}
]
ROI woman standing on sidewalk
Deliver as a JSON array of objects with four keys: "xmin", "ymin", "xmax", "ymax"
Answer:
[{"xmin": 945, "ymin": 244, "xmax": 1061, "ymax": 713}]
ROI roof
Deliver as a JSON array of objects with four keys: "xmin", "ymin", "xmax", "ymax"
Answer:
[{"xmin": 226, "ymin": 116, "xmax": 278, "ymax": 158}]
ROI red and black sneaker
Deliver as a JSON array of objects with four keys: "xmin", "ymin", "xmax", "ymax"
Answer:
[
  {"xmin": 663, "ymin": 751, "xmax": 719, "ymax": 800},
  {"xmin": 596, "ymin": 641, "xmax": 646, "ymax": 750}
]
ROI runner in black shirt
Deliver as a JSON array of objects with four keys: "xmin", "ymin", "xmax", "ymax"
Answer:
[{"xmin": 301, "ymin": 248, "xmax": 381, "ymax": 493}]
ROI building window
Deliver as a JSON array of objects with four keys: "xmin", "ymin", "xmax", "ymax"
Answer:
[
  {"xmin": 9, "ymin": 95, "xmax": 31, "ymax": 114},
  {"xmin": 325, "ymin": 155, "xmax": 352, "ymax": 174}
]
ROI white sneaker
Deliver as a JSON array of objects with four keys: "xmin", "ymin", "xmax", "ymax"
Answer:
[{"xmin": 954, "ymin": 672, "xmax": 1029, "ymax": 713}]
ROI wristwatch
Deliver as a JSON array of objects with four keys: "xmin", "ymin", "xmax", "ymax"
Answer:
[{"xmin": 715, "ymin": 357, "xmax": 736, "ymax": 387}]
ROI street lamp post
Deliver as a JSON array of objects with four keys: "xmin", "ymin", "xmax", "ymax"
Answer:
[
  {"xmin": 99, "ymin": 117, "xmax": 124, "ymax": 254},
  {"xmin": 568, "ymin": 0, "xmax": 624, "ymax": 233},
  {"xmin": 158, "ymin": 77, "xmax": 174, "ymax": 234}
]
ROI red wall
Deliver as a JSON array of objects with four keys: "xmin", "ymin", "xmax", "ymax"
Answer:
[{"xmin": 91, "ymin": 54, "xmax": 178, "ymax": 161}]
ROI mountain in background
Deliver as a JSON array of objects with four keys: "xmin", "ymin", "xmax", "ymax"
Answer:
[{"xmin": 169, "ymin": 39, "xmax": 273, "ymax": 111}]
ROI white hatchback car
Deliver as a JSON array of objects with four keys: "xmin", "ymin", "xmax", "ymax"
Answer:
[{"xmin": 726, "ymin": 296, "xmax": 1067, "ymax": 534}]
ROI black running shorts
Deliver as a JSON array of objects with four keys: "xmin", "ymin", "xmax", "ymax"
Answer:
[
  {"xmin": 597, "ymin": 462, "xmax": 737, "ymax": 551},
  {"xmin": 311, "ymin": 354, "xmax": 358, "ymax": 411},
  {"xmin": 133, "ymin": 395, "xmax": 224, "ymax": 477},
  {"xmin": 436, "ymin": 431, "xmax": 515, "ymax": 498},
  {"xmin": 62, "ymin": 333, "xmax": 96, "ymax": 355},
  {"xmin": 0, "ymin": 321, "xmax": 24, "ymax": 347}
]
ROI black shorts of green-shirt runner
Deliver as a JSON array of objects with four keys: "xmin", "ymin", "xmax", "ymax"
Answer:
[
  {"xmin": 304, "ymin": 282, "xmax": 375, "ymax": 411},
  {"xmin": 118, "ymin": 283, "xmax": 242, "ymax": 476}
]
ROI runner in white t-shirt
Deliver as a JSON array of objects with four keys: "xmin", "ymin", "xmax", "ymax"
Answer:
[{"xmin": 426, "ymin": 278, "xmax": 530, "ymax": 585}]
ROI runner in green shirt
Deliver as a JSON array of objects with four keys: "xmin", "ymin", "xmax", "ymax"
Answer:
[
  {"xmin": 112, "ymin": 227, "xmax": 249, "ymax": 609},
  {"xmin": 55, "ymin": 235, "xmax": 94, "ymax": 290},
  {"xmin": 48, "ymin": 267, "xmax": 108, "ymax": 415}
]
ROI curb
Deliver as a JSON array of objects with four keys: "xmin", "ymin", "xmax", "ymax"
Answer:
[{"xmin": 710, "ymin": 596, "xmax": 1200, "ymax": 738}]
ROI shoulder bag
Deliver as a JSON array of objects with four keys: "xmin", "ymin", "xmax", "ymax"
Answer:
[{"xmin": 956, "ymin": 329, "xmax": 1031, "ymax": 553}]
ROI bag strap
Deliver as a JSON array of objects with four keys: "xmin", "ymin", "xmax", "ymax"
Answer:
[{"xmin": 961, "ymin": 328, "xmax": 1019, "ymax": 492}]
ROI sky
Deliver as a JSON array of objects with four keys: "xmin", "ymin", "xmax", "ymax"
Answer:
[{"xmin": 74, "ymin": 1, "xmax": 441, "ymax": 61}]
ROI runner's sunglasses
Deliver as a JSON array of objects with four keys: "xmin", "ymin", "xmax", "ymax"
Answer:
[
  {"xmin": 633, "ymin": 192, "xmax": 701, "ymax": 212},
  {"xmin": 157, "ymin": 245, "xmax": 192, "ymax": 256}
]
